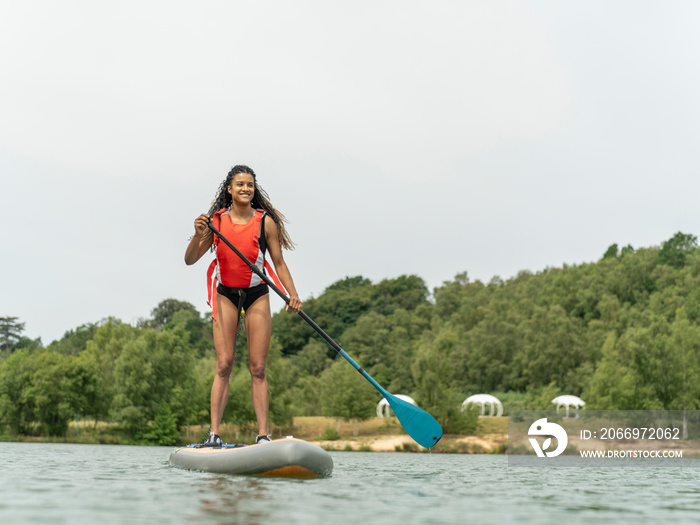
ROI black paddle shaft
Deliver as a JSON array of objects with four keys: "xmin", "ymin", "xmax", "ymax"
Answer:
[{"xmin": 206, "ymin": 220, "xmax": 444, "ymax": 448}]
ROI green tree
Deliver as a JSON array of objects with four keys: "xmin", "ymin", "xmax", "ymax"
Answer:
[
  {"xmin": 294, "ymin": 375, "xmax": 323, "ymax": 416},
  {"xmin": 411, "ymin": 326, "xmax": 457, "ymax": 430},
  {"xmin": 515, "ymin": 305, "xmax": 586, "ymax": 393},
  {"xmin": 627, "ymin": 315, "xmax": 673, "ymax": 409},
  {"xmin": 0, "ymin": 317, "xmax": 25, "ymax": 354},
  {"xmin": 77, "ymin": 321, "xmax": 138, "ymax": 426},
  {"xmin": 320, "ymin": 360, "xmax": 378, "ymax": 435},
  {"xmin": 146, "ymin": 299, "xmax": 201, "ymax": 330},
  {"xmin": 0, "ymin": 349, "xmax": 85, "ymax": 436},
  {"xmin": 448, "ymin": 396, "xmax": 480, "ymax": 434},
  {"xmin": 373, "ymin": 275, "xmax": 430, "ymax": 315},
  {"xmin": 140, "ymin": 402, "xmax": 179, "ymax": 445},
  {"xmin": 165, "ymin": 309, "xmax": 213, "ymax": 358},
  {"xmin": 585, "ymin": 333, "xmax": 638, "ymax": 410},
  {"xmin": 605, "ymin": 247, "xmax": 657, "ymax": 305},
  {"xmin": 433, "ymin": 272, "xmax": 471, "ymax": 319},
  {"xmin": 11, "ymin": 336, "xmax": 43, "ymax": 353},
  {"xmin": 338, "ymin": 312, "xmax": 393, "ymax": 381},
  {"xmin": 455, "ymin": 306, "xmax": 521, "ymax": 393},
  {"xmin": 288, "ymin": 340, "xmax": 333, "ymax": 380},
  {"xmin": 189, "ymin": 356, "xmax": 217, "ymax": 425},
  {"xmin": 524, "ymin": 381, "xmax": 562, "ymax": 410},
  {"xmin": 48, "ymin": 323, "xmax": 98, "ymax": 356},
  {"xmin": 265, "ymin": 337, "xmax": 295, "ymax": 427},
  {"xmin": 272, "ymin": 276, "xmax": 374, "ymax": 357},
  {"xmin": 620, "ymin": 244, "xmax": 635, "ymax": 256},
  {"xmin": 111, "ymin": 327, "xmax": 194, "ymax": 433},
  {"xmin": 25, "ymin": 351, "xmax": 84, "ymax": 436},
  {"xmin": 659, "ymin": 309, "xmax": 700, "ymax": 407},
  {"xmin": 222, "ymin": 369, "xmax": 256, "ymax": 430},
  {"xmin": 658, "ymin": 232, "xmax": 698, "ymax": 268},
  {"xmin": 384, "ymin": 308, "xmax": 420, "ymax": 393},
  {"xmin": 665, "ymin": 308, "xmax": 700, "ymax": 438},
  {"xmin": 0, "ymin": 349, "xmax": 36, "ymax": 434},
  {"xmin": 603, "ymin": 244, "xmax": 619, "ymax": 259}
]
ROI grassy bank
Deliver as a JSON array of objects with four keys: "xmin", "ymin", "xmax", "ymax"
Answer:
[{"xmin": 1, "ymin": 416, "xmax": 509, "ymax": 453}]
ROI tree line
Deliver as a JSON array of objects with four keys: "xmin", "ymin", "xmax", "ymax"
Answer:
[{"xmin": 1, "ymin": 232, "xmax": 698, "ymax": 443}]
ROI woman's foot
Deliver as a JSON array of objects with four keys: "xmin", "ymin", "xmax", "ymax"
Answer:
[{"xmin": 195, "ymin": 428, "xmax": 223, "ymax": 448}]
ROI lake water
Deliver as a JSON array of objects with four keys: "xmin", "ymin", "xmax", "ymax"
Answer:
[{"xmin": 1, "ymin": 442, "xmax": 700, "ymax": 524}]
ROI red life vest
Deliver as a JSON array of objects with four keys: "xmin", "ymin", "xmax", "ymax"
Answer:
[{"xmin": 206, "ymin": 208, "xmax": 286, "ymax": 320}]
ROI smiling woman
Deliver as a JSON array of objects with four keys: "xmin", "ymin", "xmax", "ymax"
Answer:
[{"xmin": 184, "ymin": 165, "xmax": 302, "ymax": 447}]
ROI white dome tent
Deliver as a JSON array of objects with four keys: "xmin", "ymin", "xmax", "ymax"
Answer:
[
  {"xmin": 551, "ymin": 395, "xmax": 585, "ymax": 417},
  {"xmin": 461, "ymin": 394, "xmax": 503, "ymax": 417},
  {"xmin": 376, "ymin": 395, "xmax": 417, "ymax": 417}
]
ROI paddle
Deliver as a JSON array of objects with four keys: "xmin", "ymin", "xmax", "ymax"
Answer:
[{"xmin": 207, "ymin": 220, "xmax": 443, "ymax": 448}]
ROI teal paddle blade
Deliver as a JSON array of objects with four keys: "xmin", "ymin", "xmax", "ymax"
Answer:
[{"xmin": 387, "ymin": 393, "xmax": 443, "ymax": 448}]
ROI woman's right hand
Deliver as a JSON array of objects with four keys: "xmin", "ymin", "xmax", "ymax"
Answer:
[
  {"xmin": 194, "ymin": 214, "xmax": 211, "ymax": 237},
  {"xmin": 185, "ymin": 214, "xmax": 214, "ymax": 265}
]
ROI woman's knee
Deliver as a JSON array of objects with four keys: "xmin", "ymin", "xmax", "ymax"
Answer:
[
  {"xmin": 249, "ymin": 363, "xmax": 267, "ymax": 382},
  {"xmin": 216, "ymin": 358, "xmax": 234, "ymax": 379}
]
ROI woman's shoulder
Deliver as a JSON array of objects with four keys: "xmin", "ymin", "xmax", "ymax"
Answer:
[{"xmin": 263, "ymin": 213, "xmax": 278, "ymax": 232}]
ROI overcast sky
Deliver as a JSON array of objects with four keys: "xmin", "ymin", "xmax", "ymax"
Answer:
[{"xmin": 2, "ymin": 1, "xmax": 700, "ymax": 344}]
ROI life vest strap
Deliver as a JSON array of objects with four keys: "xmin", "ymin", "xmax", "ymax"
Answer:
[
  {"xmin": 206, "ymin": 259, "xmax": 219, "ymax": 321},
  {"xmin": 263, "ymin": 260, "xmax": 287, "ymax": 295}
]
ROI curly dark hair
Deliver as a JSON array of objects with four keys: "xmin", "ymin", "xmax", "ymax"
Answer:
[{"xmin": 207, "ymin": 165, "xmax": 295, "ymax": 250}]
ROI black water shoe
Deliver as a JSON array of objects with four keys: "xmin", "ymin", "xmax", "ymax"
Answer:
[
  {"xmin": 256, "ymin": 434, "xmax": 271, "ymax": 444},
  {"xmin": 195, "ymin": 430, "xmax": 223, "ymax": 448}
]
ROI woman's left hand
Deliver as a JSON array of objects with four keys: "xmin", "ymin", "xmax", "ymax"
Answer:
[{"xmin": 286, "ymin": 294, "xmax": 302, "ymax": 313}]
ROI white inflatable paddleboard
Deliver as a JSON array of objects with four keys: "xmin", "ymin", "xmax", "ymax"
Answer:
[{"xmin": 169, "ymin": 437, "xmax": 333, "ymax": 477}]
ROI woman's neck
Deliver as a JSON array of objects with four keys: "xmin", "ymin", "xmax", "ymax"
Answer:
[{"xmin": 229, "ymin": 201, "xmax": 254, "ymax": 219}]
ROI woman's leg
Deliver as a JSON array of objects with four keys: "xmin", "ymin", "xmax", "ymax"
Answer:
[
  {"xmin": 210, "ymin": 293, "xmax": 240, "ymax": 436},
  {"xmin": 244, "ymin": 294, "xmax": 272, "ymax": 437}
]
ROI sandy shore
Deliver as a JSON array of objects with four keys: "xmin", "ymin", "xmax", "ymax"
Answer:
[
  {"xmin": 279, "ymin": 416, "xmax": 509, "ymax": 453},
  {"xmin": 316, "ymin": 433, "xmax": 508, "ymax": 452}
]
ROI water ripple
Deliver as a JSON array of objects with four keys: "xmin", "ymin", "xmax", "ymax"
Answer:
[{"xmin": 3, "ymin": 444, "xmax": 700, "ymax": 524}]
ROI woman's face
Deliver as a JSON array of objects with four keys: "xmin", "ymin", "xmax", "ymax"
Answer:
[{"xmin": 228, "ymin": 173, "xmax": 255, "ymax": 205}]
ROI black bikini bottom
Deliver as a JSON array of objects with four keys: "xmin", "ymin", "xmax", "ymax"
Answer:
[{"xmin": 216, "ymin": 282, "xmax": 269, "ymax": 311}]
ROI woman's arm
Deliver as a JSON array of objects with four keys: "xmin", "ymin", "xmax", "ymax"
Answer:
[
  {"xmin": 265, "ymin": 216, "xmax": 302, "ymax": 313},
  {"xmin": 184, "ymin": 214, "xmax": 214, "ymax": 265}
]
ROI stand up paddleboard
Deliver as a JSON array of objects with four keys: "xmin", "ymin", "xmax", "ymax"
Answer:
[{"xmin": 169, "ymin": 437, "xmax": 333, "ymax": 477}]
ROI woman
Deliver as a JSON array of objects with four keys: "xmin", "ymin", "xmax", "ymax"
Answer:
[{"xmin": 185, "ymin": 165, "xmax": 302, "ymax": 446}]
